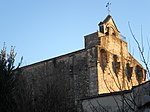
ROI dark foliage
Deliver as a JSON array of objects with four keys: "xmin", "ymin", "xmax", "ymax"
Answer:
[{"xmin": 0, "ymin": 45, "xmax": 22, "ymax": 112}]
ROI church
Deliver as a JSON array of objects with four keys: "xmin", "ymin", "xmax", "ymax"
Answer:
[{"xmin": 20, "ymin": 15, "xmax": 147, "ymax": 112}]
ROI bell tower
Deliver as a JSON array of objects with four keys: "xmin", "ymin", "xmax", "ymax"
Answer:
[{"xmin": 98, "ymin": 15, "xmax": 120, "ymax": 39}]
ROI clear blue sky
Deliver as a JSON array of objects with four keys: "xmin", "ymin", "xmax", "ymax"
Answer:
[{"xmin": 0, "ymin": 0, "xmax": 150, "ymax": 67}]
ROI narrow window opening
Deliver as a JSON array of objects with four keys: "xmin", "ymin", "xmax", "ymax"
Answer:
[
  {"xmin": 125, "ymin": 63, "xmax": 133, "ymax": 81},
  {"xmin": 112, "ymin": 55, "xmax": 120, "ymax": 76},
  {"xmin": 135, "ymin": 65, "xmax": 143, "ymax": 84},
  {"xmin": 100, "ymin": 49, "xmax": 108, "ymax": 72}
]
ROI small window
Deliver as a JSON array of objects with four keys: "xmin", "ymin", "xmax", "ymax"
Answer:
[
  {"xmin": 112, "ymin": 32, "xmax": 116, "ymax": 36},
  {"xmin": 100, "ymin": 49, "xmax": 108, "ymax": 72},
  {"xmin": 105, "ymin": 27, "xmax": 109, "ymax": 35},
  {"xmin": 125, "ymin": 63, "xmax": 133, "ymax": 81},
  {"xmin": 112, "ymin": 55, "xmax": 120, "ymax": 76},
  {"xmin": 100, "ymin": 25, "xmax": 104, "ymax": 33},
  {"xmin": 135, "ymin": 65, "xmax": 143, "ymax": 84}
]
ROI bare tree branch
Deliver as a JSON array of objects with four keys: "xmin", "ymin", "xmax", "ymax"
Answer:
[{"xmin": 128, "ymin": 22, "xmax": 150, "ymax": 77}]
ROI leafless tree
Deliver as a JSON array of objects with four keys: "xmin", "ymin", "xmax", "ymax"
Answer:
[{"xmin": 128, "ymin": 22, "xmax": 150, "ymax": 78}]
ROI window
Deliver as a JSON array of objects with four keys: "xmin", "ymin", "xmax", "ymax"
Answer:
[
  {"xmin": 112, "ymin": 55, "xmax": 120, "ymax": 76},
  {"xmin": 100, "ymin": 25, "xmax": 104, "ymax": 33},
  {"xmin": 125, "ymin": 63, "xmax": 133, "ymax": 81},
  {"xmin": 100, "ymin": 49, "xmax": 108, "ymax": 72},
  {"xmin": 135, "ymin": 65, "xmax": 143, "ymax": 84},
  {"xmin": 105, "ymin": 27, "xmax": 109, "ymax": 35}
]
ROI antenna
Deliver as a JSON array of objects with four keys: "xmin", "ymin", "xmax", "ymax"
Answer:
[{"xmin": 106, "ymin": 1, "xmax": 111, "ymax": 15}]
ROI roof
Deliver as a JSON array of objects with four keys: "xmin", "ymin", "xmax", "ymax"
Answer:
[
  {"xmin": 80, "ymin": 80, "xmax": 150, "ymax": 101},
  {"xmin": 98, "ymin": 15, "xmax": 120, "ymax": 32}
]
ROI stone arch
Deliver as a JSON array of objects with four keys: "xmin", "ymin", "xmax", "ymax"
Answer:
[{"xmin": 100, "ymin": 49, "xmax": 108, "ymax": 72}]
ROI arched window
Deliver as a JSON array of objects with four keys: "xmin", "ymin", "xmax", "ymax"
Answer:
[
  {"xmin": 105, "ymin": 27, "xmax": 109, "ymax": 35},
  {"xmin": 125, "ymin": 63, "xmax": 133, "ymax": 81},
  {"xmin": 100, "ymin": 49, "xmax": 108, "ymax": 72},
  {"xmin": 135, "ymin": 65, "xmax": 143, "ymax": 84},
  {"xmin": 100, "ymin": 25, "xmax": 104, "ymax": 33},
  {"xmin": 112, "ymin": 55, "xmax": 120, "ymax": 76}
]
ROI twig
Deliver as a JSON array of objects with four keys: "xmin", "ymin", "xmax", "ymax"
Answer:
[{"xmin": 128, "ymin": 22, "xmax": 150, "ymax": 77}]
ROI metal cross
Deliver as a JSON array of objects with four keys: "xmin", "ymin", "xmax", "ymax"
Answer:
[{"xmin": 106, "ymin": 2, "xmax": 111, "ymax": 15}]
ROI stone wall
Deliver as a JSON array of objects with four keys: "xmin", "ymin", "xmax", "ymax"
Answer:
[
  {"xmin": 97, "ymin": 32, "xmax": 146, "ymax": 94},
  {"xmin": 84, "ymin": 29, "xmax": 146, "ymax": 94},
  {"xmin": 21, "ymin": 47, "xmax": 98, "ymax": 111},
  {"xmin": 81, "ymin": 81, "xmax": 150, "ymax": 112}
]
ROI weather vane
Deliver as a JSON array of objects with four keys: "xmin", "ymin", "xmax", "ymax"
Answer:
[{"xmin": 106, "ymin": 2, "xmax": 111, "ymax": 15}]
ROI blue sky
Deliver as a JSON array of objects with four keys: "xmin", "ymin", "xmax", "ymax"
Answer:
[{"xmin": 0, "ymin": 0, "xmax": 150, "ymax": 67}]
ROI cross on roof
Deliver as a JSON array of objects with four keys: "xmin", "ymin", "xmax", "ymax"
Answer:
[{"xmin": 106, "ymin": 2, "xmax": 111, "ymax": 15}]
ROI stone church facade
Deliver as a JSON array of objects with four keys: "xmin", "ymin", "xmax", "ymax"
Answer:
[{"xmin": 21, "ymin": 15, "xmax": 146, "ymax": 111}]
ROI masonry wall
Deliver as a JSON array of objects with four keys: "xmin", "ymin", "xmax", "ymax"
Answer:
[
  {"xmin": 84, "ymin": 31, "xmax": 146, "ymax": 94},
  {"xmin": 20, "ymin": 47, "xmax": 98, "ymax": 112},
  {"xmin": 97, "ymin": 33, "xmax": 146, "ymax": 94},
  {"xmin": 81, "ymin": 81, "xmax": 150, "ymax": 112}
]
